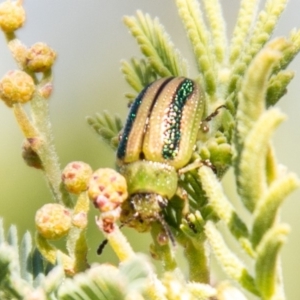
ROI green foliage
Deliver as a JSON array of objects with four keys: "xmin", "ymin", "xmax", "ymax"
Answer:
[
  {"xmin": 123, "ymin": 11, "xmax": 188, "ymax": 78},
  {"xmin": 0, "ymin": 218, "xmax": 61, "ymax": 299},
  {"xmin": 87, "ymin": 111, "xmax": 123, "ymax": 150},
  {"xmin": 58, "ymin": 256, "xmax": 151, "ymax": 299},
  {"xmin": 0, "ymin": 0, "xmax": 300, "ymax": 299},
  {"xmin": 0, "ymin": 219, "xmax": 154, "ymax": 299}
]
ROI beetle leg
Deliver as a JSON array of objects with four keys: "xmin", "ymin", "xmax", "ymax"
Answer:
[
  {"xmin": 203, "ymin": 104, "xmax": 227, "ymax": 122},
  {"xmin": 200, "ymin": 104, "xmax": 227, "ymax": 133},
  {"xmin": 178, "ymin": 159, "xmax": 203, "ymax": 175},
  {"xmin": 178, "ymin": 159, "xmax": 217, "ymax": 176}
]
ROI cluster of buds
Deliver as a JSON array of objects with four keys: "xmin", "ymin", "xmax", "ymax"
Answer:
[
  {"xmin": 0, "ymin": 70, "xmax": 35, "ymax": 106},
  {"xmin": 35, "ymin": 161, "xmax": 92, "ymax": 241},
  {"xmin": 0, "ymin": 1, "xmax": 56, "ymax": 108},
  {"xmin": 88, "ymin": 168, "xmax": 128, "ymax": 233},
  {"xmin": 35, "ymin": 161, "xmax": 93, "ymax": 241},
  {"xmin": 88, "ymin": 168, "xmax": 128, "ymax": 212},
  {"xmin": 0, "ymin": 0, "xmax": 25, "ymax": 33},
  {"xmin": 8, "ymin": 40, "xmax": 56, "ymax": 74},
  {"xmin": 8, "ymin": 40, "xmax": 57, "ymax": 74},
  {"xmin": 35, "ymin": 203, "xmax": 72, "ymax": 240},
  {"xmin": 35, "ymin": 161, "xmax": 128, "ymax": 240},
  {"xmin": 25, "ymin": 42, "xmax": 56, "ymax": 73},
  {"xmin": 62, "ymin": 161, "xmax": 93, "ymax": 195}
]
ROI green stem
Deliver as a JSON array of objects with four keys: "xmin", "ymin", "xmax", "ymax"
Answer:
[
  {"xmin": 35, "ymin": 233, "xmax": 75, "ymax": 276},
  {"xmin": 67, "ymin": 192, "xmax": 90, "ymax": 272},
  {"xmin": 7, "ymin": 32, "xmax": 71, "ymax": 206},
  {"xmin": 150, "ymin": 222, "xmax": 177, "ymax": 271},
  {"xmin": 183, "ymin": 236, "xmax": 209, "ymax": 283},
  {"xmin": 28, "ymin": 73, "xmax": 72, "ymax": 206},
  {"xmin": 30, "ymin": 96, "xmax": 61, "ymax": 198},
  {"xmin": 13, "ymin": 101, "xmax": 72, "ymax": 205},
  {"xmin": 13, "ymin": 103, "xmax": 38, "ymax": 138},
  {"xmin": 4, "ymin": 32, "xmax": 16, "ymax": 42}
]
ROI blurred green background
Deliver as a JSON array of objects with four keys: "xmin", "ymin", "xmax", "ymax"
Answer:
[{"xmin": 0, "ymin": 0, "xmax": 299, "ymax": 298}]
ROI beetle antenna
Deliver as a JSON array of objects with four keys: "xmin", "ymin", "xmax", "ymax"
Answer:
[
  {"xmin": 97, "ymin": 214, "xmax": 175, "ymax": 254},
  {"xmin": 97, "ymin": 239, "xmax": 108, "ymax": 255},
  {"xmin": 157, "ymin": 213, "xmax": 176, "ymax": 247}
]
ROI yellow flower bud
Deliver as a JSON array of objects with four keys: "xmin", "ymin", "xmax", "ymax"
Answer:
[
  {"xmin": 0, "ymin": 0, "xmax": 25, "ymax": 32},
  {"xmin": 26, "ymin": 42, "xmax": 57, "ymax": 72},
  {"xmin": 88, "ymin": 168, "xmax": 128, "ymax": 212},
  {"xmin": 0, "ymin": 70, "xmax": 35, "ymax": 106},
  {"xmin": 62, "ymin": 161, "xmax": 93, "ymax": 194},
  {"xmin": 35, "ymin": 204, "xmax": 72, "ymax": 240}
]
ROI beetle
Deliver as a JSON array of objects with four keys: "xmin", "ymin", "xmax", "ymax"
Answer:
[{"xmin": 117, "ymin": 77, "xmax": 205, "ymax": 240}]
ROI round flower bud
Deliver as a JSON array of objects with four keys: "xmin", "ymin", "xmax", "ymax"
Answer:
[
  {"xmin": 0, "ymin": 0, "xmax": 25, "ymax": 32},
  {"xmin": 38, "ymin": 82, "xmax": 53, "ymax": 99},
  {"xmin": 26, "ymin": 43, "xmax": 57, "ymax": 73},
  {"xmin": 62, "ymin": 161, "xmax": 93, "ymax": 194},
  {"xmin": 22, "ymin": 138, "xmax": 43, "ymax": 169},
  {"xmin": 0, "ymin": 70, "xmax": 35, "ymax": 106},
  {"xmin": 35, "ymin": 203, "xmax": 71, "ymax": 240},
  {"xmin": 88, "ymin": 168, "xmax": 128, "ymax": 212}
]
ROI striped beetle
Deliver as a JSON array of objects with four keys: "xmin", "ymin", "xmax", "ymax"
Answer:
[{"xmin": 117, "ymin": 77, "xmax": 205, "ymax": 241}]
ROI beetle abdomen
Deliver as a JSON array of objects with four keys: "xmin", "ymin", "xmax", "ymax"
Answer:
[{"xmin": 117, "ymin": 77, "xmax": 204, "ymax": 170}]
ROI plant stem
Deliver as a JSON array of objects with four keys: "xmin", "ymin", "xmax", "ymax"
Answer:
[
  {"xmin": 29, "ymin": 90, "xmax": 65, "ymax": 202},
  {"xmin": 184, "ymin": 236, "xmax": 210, "ymax": 283},
  {"xmin": 150, "ymin": 223, "xmax": 177, "ymax": 272}
]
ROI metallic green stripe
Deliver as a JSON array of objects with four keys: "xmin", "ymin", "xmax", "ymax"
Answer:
[
  {"xmin": 117, "ymin": 77, "xmax": 173, "ymax": 163},
  {"xmin": 162, "ymin": 78, "xmax": 194, "ymax": 160}
]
